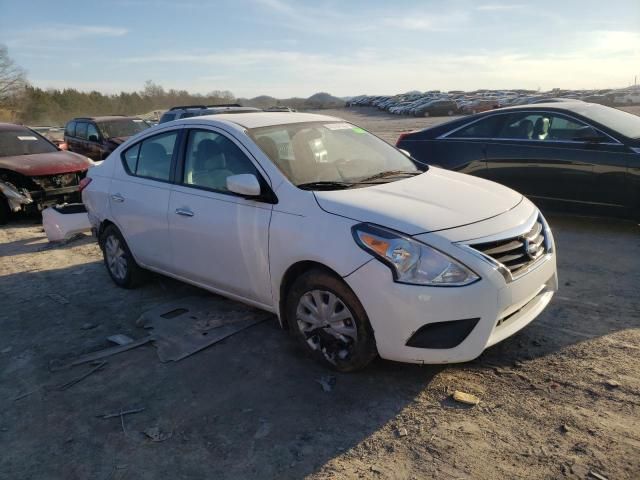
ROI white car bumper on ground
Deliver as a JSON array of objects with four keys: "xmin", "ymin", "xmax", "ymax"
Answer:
[{"xmin": 344, "ymin": 243, "xmax": 557, "ymax": 365}]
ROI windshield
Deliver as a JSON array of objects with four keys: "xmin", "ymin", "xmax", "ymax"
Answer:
[
  {"xmin": 582, "ymin": 105, "xmax": 640, "ymax": 139},
  {"xmin": 248, "ymin": 121, "xmax": 419, "ymax": 188},
  {"xmin": 0, "ymin": 129, "xmax": 58, "ymax": 157},
  {"xmin": 98, "ymin": 119, "xmax": 149, "ymax": 139}
]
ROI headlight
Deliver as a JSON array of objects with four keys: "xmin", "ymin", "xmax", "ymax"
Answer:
[{"xmin": 352, "ymin": 223, "xmax": 479, "ymax": 286}]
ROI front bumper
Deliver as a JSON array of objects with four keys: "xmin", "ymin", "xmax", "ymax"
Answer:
[{"xmin": 344, "ymin": 248, "xmax": 557, "ymax": 365}]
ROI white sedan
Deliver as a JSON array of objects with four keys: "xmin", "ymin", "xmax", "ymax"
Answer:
[{"xmin": 82, "ymin": 112, "xmax": 557, "ymax": 371}]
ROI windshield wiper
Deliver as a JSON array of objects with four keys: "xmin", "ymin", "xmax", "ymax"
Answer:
[
  {"xmin": 297, "ymin": 181, "xmax": 356, "ymax": 190},
  {"xmin": 356, "ymin": 170, "xmax": 422, "ymax": 183}
]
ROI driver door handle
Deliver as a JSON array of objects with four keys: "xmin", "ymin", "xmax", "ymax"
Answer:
[
  {"xmin": 111, "ymin": 193, "xmax": 125, "ymax": 203},
  {"xmin": 175, "ymin": 207, "xmax": 194, "ymax": 217}
]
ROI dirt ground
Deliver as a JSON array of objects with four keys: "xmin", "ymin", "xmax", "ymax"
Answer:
[{"xmin": 1, "ymin": 109, "xmax": 640, "ymax": 480}]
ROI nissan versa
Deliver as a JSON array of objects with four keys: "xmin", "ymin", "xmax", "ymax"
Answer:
[{"xmin": 82, "ymin": 112, "xmax": 558, "ymax": 371}]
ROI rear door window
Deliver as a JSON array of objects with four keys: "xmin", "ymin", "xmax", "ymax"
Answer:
[{"xmin": 121, "ymin": 131, "xmax": 178, "ymax": 182}]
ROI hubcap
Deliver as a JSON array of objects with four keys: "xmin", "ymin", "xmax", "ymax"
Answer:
[
  {"xmin": 104, "ymin": 235, "xmax": 127, "ymax": 281},
  {"xmin": 296, "ymin": 289, "xmax": 358, "ymax": 363}
]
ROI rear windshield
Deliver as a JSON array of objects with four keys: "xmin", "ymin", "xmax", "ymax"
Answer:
[
  {"xmin": 582, "ymin": 105, "xmax": 640, "ymax": 139},
  {"xmin": 97, "ymin": 119, "xmax": 149, "ymax": 139},
  {"xmin": 0, "ymin": 129, "xmax": 58, "ymax": 157}
]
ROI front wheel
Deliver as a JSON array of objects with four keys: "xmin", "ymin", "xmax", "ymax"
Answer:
[
  {"xmin": 285, "ymin": 269, "xmax": 377, "ymax": 372},
  {"xmin": 100, "ymin": 225, "xmax": 145, "ymax": 288}
]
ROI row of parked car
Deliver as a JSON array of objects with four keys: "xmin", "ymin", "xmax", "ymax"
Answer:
[{"xmin": 347, "ymin": 87, "xmax": 640, "ymax": 117}]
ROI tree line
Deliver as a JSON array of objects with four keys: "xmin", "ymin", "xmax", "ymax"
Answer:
[{"xmin": 0, "ymin": 45, "xmax": 235, "ymax": 125}]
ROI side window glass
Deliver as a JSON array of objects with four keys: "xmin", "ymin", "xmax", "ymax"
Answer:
[
  {"xmin": 65, "ymin": 121, "xmax": 76, "ymax": 137},
  {"xmin": 448, "ymin": 115, "xmax": 504, "ymax": 139},
  {"xmin": 135, "ymin": 131, "xmax": 177, "ymax": 181},
  {"xmin": 122, "ymin": 143, "xmax": 140, "ymax": 174},
  {"xmin": 547, "ymin": 115, "xmax": 606, "ymax": 142},
  {"xmin": 76, "ymin": 122, "xmax": 88, "ymax": 140},
  {"xmin": 183, "ymin": 130, "xmax": 257, "ymax": 192},
  {"xmin": 87, "ymin": 123, "xmax": 100, "ymax": 141}
]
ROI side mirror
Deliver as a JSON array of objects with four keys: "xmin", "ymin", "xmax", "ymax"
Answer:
[
  {"xmin": 227, "ymin": 174, "xmax": 261, "ymax": 197},
  {"xmin": 88, "ymin": 134, "xmax": 99, "ymax": 142}
]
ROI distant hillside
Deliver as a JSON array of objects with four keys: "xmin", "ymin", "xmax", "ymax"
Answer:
[{"xmin": 239, "ymin": 92, "xmax": 345, "ymax": 110}]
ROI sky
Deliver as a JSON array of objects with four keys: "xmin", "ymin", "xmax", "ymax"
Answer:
[{"xmin": 1, "ymin": 0, "xmax": 639, "ymax": 98}]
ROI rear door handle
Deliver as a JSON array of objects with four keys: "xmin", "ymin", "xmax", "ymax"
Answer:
[
  {"xmin": 111, "ymin": 193, "xmax": 125, "ymax": 203},
  {"xmin": 175, "ymin": 207, "xmax": 194, "ymax": 217}
]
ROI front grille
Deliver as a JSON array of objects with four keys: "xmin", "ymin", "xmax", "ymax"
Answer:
[
  {"xmin": 31, "ymin": 173, "xmax": 80, "ymax": 189},
  {"xmin": 470, "ymin": 217, "xmax": 547, "ymax": 278}
]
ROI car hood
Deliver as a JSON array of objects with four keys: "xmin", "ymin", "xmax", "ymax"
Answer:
[
  {"xmin": 0, "ymin": 151, "xmax": 92, "ymax": 176},
  {"xmin": 314, "ymin": 167, "xmax": 523, "ymax": 235}
]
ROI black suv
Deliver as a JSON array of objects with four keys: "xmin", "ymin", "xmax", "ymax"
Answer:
[
  {"xmin": 64, "ymin": 116, "xmax": 150, "ymax": 161},
  {"xmin": 158, "ymin": 104, "xmax": 262, "ymax": 123}
]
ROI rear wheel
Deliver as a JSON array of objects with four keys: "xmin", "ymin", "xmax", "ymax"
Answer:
[
  {"xmin": 285, "ymin": 269, "xmax": 377, "ymax": 372},
  {"xmin": 100, "ymin": 224, "xmax": 145, "ymax": 288}
]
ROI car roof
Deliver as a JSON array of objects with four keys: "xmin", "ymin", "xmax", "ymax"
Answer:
[
  {"xmin": 0, "ymin": 122, "xmax": 30, "ymax": 131},
  {"xmin": 180, "ymin": 111, "xmax": 343, "ymax": 129},
  {"xmin": 496, "ymin": 101, "xmax": 606, "ymax": 115},
  {"xmin": 70, "ymin": 116, "xmax": 139, "ymax": 122}
]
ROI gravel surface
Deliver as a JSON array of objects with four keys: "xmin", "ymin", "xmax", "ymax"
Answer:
[{"xmin": 1, "ymin": 108, "xmax": 639, "ymax": 479}]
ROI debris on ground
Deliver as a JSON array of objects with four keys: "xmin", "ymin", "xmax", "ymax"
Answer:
[
  {"xmin": 137, "ymin": 296, "xmax": 270, "ymax": 362},
  {"xmin": 97, "ymin": 407, "xmax": 145, "ymax": 420},
  {"xmin": 50, "ymin": 336, "xmax": 153, "ymax": 371},
  {"xmin": 107, "ymin": 334, "xmax": 134, "ymax": 346},
  {"xmin": 81, "ymin": 322, "xmax": 97, "ymax": 330},
  {"xmin": 452, "ymin": 390, "xmax": 480, "ymax": 406},
  {"xmin": 143, "ymin": 426, "xmax": 172, "ymax": 442},
  {"xmin": 47, "ymin": 293, "xmax": 69, "ymax": 305},
  {"xmin": 57, "ymin": 361, "xmax": 107, "ymax": 390},
  {"xmin": 396, "ymin": 427, "xmax": 408, "ymax": 437},
  {"xmin": 315, "ymin": 375, "xmax": 337, "ymax": 392},
  {"xmin": 1, "ymin": 346, "xmax": 12, "ymax": 354},
  {"xmin": 254, "ymin": 420, "xmax": 271, "ymax": 439},
  {"xmin": 604, "ymin": 379, "xmax": 620, "ymax": 389},
  {"xmin": 560, "ymin": 424, "xmax": 570, "ymax": 434},
  {"xmin": 588, "ymin": 470, "xmax": 609, "ymax": 480}
]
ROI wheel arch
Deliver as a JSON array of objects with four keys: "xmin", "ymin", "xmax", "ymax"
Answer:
[{"xmin": 278, "ymin": 260, "xmax": 343, "ymax": 330}]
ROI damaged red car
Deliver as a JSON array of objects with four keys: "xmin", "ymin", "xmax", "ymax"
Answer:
[{"xmin": 0, "ymin": 123, "xmax": 93, "ymax": 224}]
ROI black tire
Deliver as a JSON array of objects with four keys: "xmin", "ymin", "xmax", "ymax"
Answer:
[
  {"xmin": 0, "ymin": 196, "xmax": 10, "ymax": 225},
  {"xmin": 99, "ymin": 224, "xmax": 145, "ymax": 288},
  {"xmin": 285, "ymin": 269, "xmax": 377, "ymax": 372}
]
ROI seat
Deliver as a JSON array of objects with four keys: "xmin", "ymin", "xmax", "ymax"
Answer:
[
  {"xmin": 138, "ymin": 142, "xmax": 169, "ymax": 179},
  {"xmin": 517, "ymin": 119, "xmax": 534, "ymax": 139},
  {"xmin": 189, "ymin": 138, "xmax": 233, "ymax": 190},
  {"xmin": 533, "ymin": 117, "xmax": 550, "ymax": 140},
  {"xmin": 256, "ymin": 136, "xmax": 292, "ymax": 177},
  {"xmin": 255, "ymin": 136, "xmax": 279, "ymax": 161}
]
